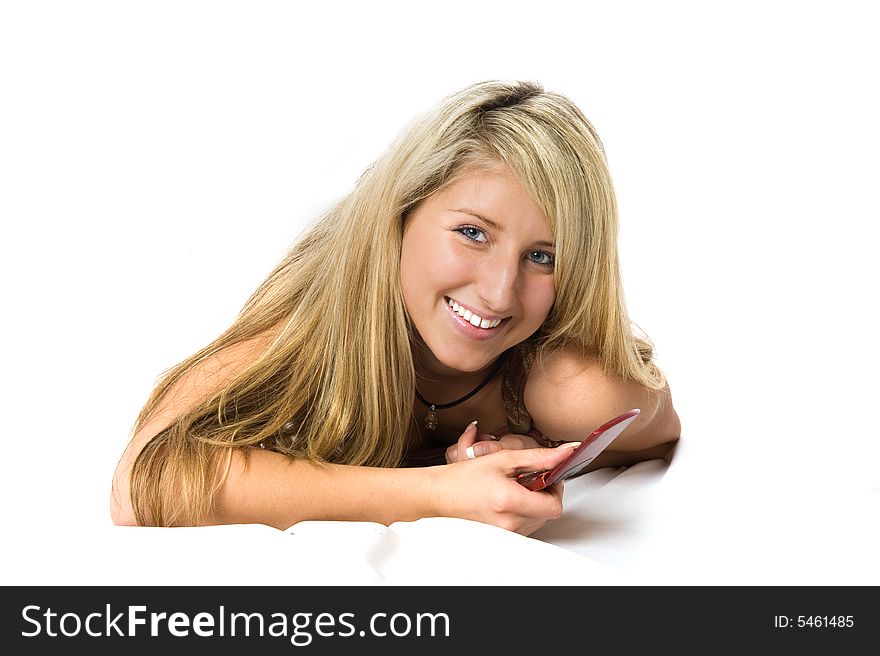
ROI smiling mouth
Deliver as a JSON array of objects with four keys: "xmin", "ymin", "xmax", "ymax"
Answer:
[{"xmin": 444, "ymin": 297, "xmax": 509, "ymax": 330}]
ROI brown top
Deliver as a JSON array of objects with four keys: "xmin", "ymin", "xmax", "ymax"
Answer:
[{"xmin": 489, "ymin": 338, "xmax": 553, "ymax": 445}]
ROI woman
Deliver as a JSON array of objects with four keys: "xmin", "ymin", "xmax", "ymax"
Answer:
[{"xmin": 111, "ymin": 79, "xmax": 680, "ymax": 536}]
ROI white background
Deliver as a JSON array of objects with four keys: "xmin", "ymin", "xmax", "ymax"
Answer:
[{"xmin": 2, "ymin": 1, "xmax": 878, "ymax": 584}]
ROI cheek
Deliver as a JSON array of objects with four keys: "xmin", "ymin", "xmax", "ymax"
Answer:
[
  {"xmin": 525, "ymin": 279, "xmax": 557, "ymax": 322},
  {"xmin": 400, "ymin": 236, "xmax": 461, "ymax": 311},
  {"xmin": 403, "ymin": 241, "xmax": 467, "ymax": 295},
  {"xmin": 400, "ymin": 255, "xmax": 428, "ymax": 316}
]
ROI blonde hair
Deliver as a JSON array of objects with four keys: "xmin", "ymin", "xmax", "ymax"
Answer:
[{"xmin": 128, "ymin": 79, "xmax": 665, "ymax": 526}]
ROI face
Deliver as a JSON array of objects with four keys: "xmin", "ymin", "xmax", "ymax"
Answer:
[{"xmin": 400, "ymin": 164, "xmax": 556, "ymax": 377}]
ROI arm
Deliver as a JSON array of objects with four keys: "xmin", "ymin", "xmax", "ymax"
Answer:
[
  {"xmin": 525, "ymin": 347, "xmax": 680, "ymax": 471},
  {"xmin": 111, "ymin": 338, "xmax": 576, "ymax": 534},
  {"xmin": 113, "ymin": 431, "xmax": 441, "ymax": 530},
  {"xmin": 210, "ymin": 449, "xmax": 439, "ymax": 529},
  {"xmin": 115, "ymin": 430, "xmax": 577, "ymax": 534},
  {"xmin": 208, "ymin": 442, "xmax": 576, "ymax": 534}
]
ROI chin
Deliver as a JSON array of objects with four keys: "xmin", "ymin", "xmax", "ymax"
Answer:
[{"xmin": 428, "ymin": 341, "xmax": 506, "ymax": 374}]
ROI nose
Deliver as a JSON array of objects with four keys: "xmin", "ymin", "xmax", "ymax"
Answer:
[{"xmin": 475, "ymin": 253, "xmax": 519, "ymax": 314}]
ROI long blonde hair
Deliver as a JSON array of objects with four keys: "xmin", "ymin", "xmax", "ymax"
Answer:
[{"xmin": 128, "ymin": 79, "xmax": 665, "ymax": 526}]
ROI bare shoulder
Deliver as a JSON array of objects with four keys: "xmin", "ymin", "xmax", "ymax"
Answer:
[
  {"xmin": 524, "ymin": 345, "xmax": 680, "ymax": 455},
  {"xmin": 110, "ymin": 325, "xmax": 281, "ymax": 524},
  {"xmin": 139, "ymin": 326, "xmax": 282, "ymax": 434}
]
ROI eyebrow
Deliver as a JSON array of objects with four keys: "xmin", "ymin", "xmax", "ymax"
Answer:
[{"xmin": 450, "ymin": 208, "xmax": 555, "ymax": 248}]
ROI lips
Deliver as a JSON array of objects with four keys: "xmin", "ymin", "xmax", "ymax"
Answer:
[
  {"xmin": 445, "ymin": 297, "xmax": 503, "ymax": 329},
  {"xmin": 443, "ymin": 296, "xmax": 511, "ymax": 339}
]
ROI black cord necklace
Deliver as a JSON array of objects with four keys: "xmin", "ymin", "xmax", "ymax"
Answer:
[{"xmin": 415, "ymin": 352, "xmax": 509, "ymax": 430}]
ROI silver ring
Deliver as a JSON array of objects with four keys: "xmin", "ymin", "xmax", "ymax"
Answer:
[{"xmin": 465, "ymin": 445, "xmax": 476, "ymax": 460}]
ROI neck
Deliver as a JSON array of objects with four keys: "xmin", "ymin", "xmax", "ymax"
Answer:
[
  {"xmin": 413, "ymin": 349, "xmax": 507, "ymax": 409},
  {"xmin": 412, "ymin": 346, "xmax": 500, "ymax": 385}
]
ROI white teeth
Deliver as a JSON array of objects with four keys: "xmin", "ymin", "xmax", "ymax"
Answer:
[{"xmin": 446, "ymin": 298, "xmax": 502, "ymax": 330}]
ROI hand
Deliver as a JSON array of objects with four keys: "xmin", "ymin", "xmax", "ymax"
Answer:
[
  {"xmin": 434, "ymin": 435, "xmax": 581, "ymax": 536},
  {"xmin": 444, "ymin": 422, "xmax": 542, "ymax": 464}
]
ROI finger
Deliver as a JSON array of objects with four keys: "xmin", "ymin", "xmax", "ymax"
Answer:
[
  {"xmin": 497, "ymin": 435, "xmax": 534, "ymax": 450},
  {"xmin": 543, "ymin": 479, "xmax": 565, "ymax": 503},
  {"xmin": 457, "ymin": 421, "xmax": 479, "ymax": 461},
  {"xmin": 500, "ymin": 442, "xmax": 581, "ymax": 475},
  {"xmin": 444, "ymin": 422, "xmax": 479, "ymax": 463},
  {"xmin": 509, "ymin": 481, "xmax": 565, "ymax": 529},
  {"xmin": 467, "ymin": 439, "xmax": 504, "ymax": 459},
  {"xmin": 458, "ymin": 421, "xmax": 479, "ymax": 446}
]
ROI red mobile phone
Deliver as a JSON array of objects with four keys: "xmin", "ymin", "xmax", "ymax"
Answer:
[{"xmin": 517, "ymin": 408, "xmax": 641, "ymax": 491}]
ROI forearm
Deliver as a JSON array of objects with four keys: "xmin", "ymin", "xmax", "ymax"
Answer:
[
  {"xmin": 584, "ymin": 440, "xmax": 677, "ymax": 472},
  {"xmin": 211, "ymin": 447, "xmax": 442, "ymax": 530}
]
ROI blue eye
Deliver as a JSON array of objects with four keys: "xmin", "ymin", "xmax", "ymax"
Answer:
[
  {"xmin": 527, "ymin": 250, "xmax": 555, "ymax": 267},
  {"xmin": 457, "ymin": 226, "xmax": 487, "ymax": 243}
]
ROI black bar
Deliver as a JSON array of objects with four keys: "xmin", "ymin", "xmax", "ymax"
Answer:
[{"xmin": 1, "ymin": 586, "xmax": 875, "ymax": 653}]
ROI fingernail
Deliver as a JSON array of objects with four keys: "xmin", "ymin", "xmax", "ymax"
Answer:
[
  {"xmin": 557, "ymin": 441, "xmax": 581, "ymax": 449},
  {"xmin": 466, "ymin": 420, "xmax": 478, "ymax": 430}
]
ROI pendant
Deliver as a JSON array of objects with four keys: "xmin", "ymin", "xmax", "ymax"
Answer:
[{"xmin": 424, "ymin": 404, "xmax": 438, "ymax": 430}]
